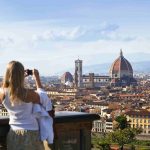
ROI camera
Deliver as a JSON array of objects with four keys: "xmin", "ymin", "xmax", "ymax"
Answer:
[{"xmin": 26, "ymin": 69, "xmax": 33, "ymax": 76}]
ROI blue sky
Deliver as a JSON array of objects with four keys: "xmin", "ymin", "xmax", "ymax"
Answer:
[{"xmin": 0, "ymin": 0, "xmax": 150, "ymax": 75}]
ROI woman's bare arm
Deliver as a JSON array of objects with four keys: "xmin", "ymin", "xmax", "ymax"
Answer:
[
  {"xmin": 0, "ymin": 88, "xmax": 5, "ymax": 103},
  {"xmin": 0, "ymin": 91, "xmax": 5, "ymax": 102},
  {"xmin": 25, "ymin": 69, "xmax": 42, "ymax": 104},
  {"xmin": 33, "ymin": 69, "xmax": 43, "ymax": 89}
]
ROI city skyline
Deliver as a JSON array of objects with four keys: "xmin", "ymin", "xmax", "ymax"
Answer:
[{"xmin": 0, "ymin": 0, "xmax": 150, "ymax": 75}]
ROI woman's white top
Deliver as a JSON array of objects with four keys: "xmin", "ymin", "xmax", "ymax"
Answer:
[{"xmin": 2, "ymin": 89, "xmax": 39, "ymax": 131}]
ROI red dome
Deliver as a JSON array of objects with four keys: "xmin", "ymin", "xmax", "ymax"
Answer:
[
  {"xmin": 61, "ymin": 72, "xmax": 73, "ymax": 84},
  {"xmin": 110, "ymin": 50, "xmax": 133, "ymax": 78}
]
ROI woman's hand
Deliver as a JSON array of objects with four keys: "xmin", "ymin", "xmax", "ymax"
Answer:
[
  {"xmin": 33, "ymin": 69, "xmax": 40, "ymax": 79},
  {"xmin": 32, "ymin": 69, "xmax": 42, "ymax": 89}
]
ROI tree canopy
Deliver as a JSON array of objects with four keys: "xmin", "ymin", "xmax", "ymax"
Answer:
[
  {"xmin": 115, "ymin": 115, "xmax": 128, "ymax": 130},
  {"xmin": 109, "ymin": 127, "xmax": 142, "ymax": 150}
]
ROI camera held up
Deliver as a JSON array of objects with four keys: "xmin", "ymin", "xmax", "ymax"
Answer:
[{"xmin": 25, "ymin": 69, "xmax": 33, "ymax": 76}]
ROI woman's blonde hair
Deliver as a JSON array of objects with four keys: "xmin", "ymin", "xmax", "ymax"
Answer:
[{"xmin": 3, "ymin": 61, "xmax": 26, "ymax": 105}]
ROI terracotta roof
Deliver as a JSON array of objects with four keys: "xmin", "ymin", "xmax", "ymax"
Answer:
[
  {"xmin": 103, "ymin": 108, "xmax": 113, "ymax": 113},
  {"xmin": 92, "ymin": 101, "xmax": 108, "ymax": 106},
  {"xmin": 125, "ymin": 110, "xmax": 150, "ymax": 116},
  {"xmin": 118, "ymin": 94, "xmax": 145, "ymax": 97}
]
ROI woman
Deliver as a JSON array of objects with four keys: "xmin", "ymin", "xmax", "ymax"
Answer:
[{"xmin": 0, "ymin": 61, "xmax": 44, "ymax": 150}]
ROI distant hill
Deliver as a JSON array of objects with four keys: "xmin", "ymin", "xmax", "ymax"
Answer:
[
  {"xmin": 83, "ymin": 61, "xmax": 150, "ymax": 75},
  {"xmin": 132, "ymin": 61, "xmax": 150, "ymax": 73},
  {"xmin": 57, "ymin": 61, "xmax": 150, "ymax": 76}
]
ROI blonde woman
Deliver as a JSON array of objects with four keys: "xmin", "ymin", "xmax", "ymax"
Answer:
[{"xmin": 0, "ymin": 61, "xmax": 44, "ymax": 150}]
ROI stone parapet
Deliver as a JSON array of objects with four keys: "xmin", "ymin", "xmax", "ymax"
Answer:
[{"xmin": 0, "ymin": 111, "xmax": 99, "ymax": 150}]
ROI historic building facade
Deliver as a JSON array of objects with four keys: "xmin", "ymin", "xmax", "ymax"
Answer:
[
  {"xmin": 125, "ymin": 110, "xmax": 150, "ymax": 135},
  {"xmin": 82, "ymin": 73, "xmax": 110, "ymax": 88},
  {"xmin": 74, "ymin": 59, "xmax": 110, "ymax": 88},
  {"xmin": 62, "ymin": 50, "xmax": 136, "ymax": 88}
]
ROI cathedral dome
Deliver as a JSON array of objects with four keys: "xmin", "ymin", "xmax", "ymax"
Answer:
[
  {"xmin": 61, "ymin": 72, "xmax": 73, "ymax": 84},
  {"xmin": 109, "ymin": 50, "xmax": 133, "ymax": 78}
]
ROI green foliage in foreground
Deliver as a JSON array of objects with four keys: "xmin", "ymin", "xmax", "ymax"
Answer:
[
  {"xmin": 92, "ymin": 127, "xmax": 143, "ymax": 150},
  {"xmin": 92, "ymin": 133, "xmax": 150, "ymax": 150},
  {"xmin": 115, "ymin": 115, "xmax": 128, "ymax": 130},
  {"xmin": 92, "ymin": 133, "xmax": 111, "ymax": 150},
  {"xmin": 109, "ymin": 128, "xmax": 142, "ymax": 150},
  {"xmin": 133, "ymin": 140, "xmax": 150, "ymax": 146}
]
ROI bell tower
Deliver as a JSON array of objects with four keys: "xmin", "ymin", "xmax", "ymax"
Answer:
[{"xmin": 75, "ymin": 59, "xmax": 83, "ymax": 88}]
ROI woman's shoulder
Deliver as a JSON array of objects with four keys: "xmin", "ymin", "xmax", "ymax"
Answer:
[
  {"xmin": 0, "ymin": 88, "xmax": 6, "ymax": 102},
  {"xmin": 24, "ymin": 88, "xmax": 40, "ymax": 104}
]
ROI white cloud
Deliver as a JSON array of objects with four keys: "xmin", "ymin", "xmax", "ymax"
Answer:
[
  {"xmin": 0, "ymin": 20, "xmax": 150, "ymax": 75},
  {"xmin": 0, "ymin": 37, "xmax": 14, "ymax": 49},
  {"xmin": 32, "ymin": 23, "xmax": 120, "ymax": 42},
  {"xmin": 98, "ymin": 22, "xmax": 119, "ymax": 33},
  {"xmin": 31, "ymin": 22, "xmax": 138, "ymax": 43},
  {"xmin": 32, "ymin": 26, "xmax": 86, "ymax": 41}
]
